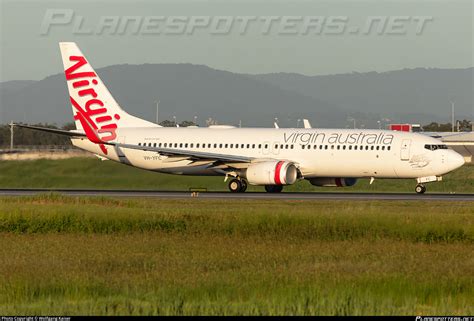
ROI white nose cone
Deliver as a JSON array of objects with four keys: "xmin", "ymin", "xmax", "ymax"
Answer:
[{"xmin": 450, "ymin": 151, "xmax": 465, "ymax": 171}]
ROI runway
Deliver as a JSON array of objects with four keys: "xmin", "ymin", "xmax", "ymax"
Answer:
[{"xmin": 0, "ymin": 189, "xmax": 474, "ymax": 201}]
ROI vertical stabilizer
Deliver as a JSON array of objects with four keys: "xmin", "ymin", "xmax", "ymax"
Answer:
[{"xmin": 59, "ymin": 42, "xmax": 159, "ymax": 149}]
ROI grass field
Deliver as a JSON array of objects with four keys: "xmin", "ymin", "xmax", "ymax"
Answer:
[
  {"xmin": 0, "ymin": 195, "xmax": 473, "ymax": 315},
  {"xmin": 0, "ymin": 158, "xmax": 473, "ymax": 193}
]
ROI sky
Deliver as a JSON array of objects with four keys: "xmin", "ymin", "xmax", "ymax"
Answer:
[{"xmin": 0, "ymin": 0, "xmax": 472, "ymax": 81}]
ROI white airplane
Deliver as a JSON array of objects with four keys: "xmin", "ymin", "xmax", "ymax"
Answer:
[{"xmin": 14, "ymin": 42, "xmax": 465, "ymax": 194}]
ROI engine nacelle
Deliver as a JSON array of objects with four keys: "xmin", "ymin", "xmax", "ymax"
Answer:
[
  {"xmin": 245, "ymin": 161, "xmax": 298, "ymax": 186},
  {"xmin": 309, "ymin": 177, "xmax": 358, "ymax": 187}
]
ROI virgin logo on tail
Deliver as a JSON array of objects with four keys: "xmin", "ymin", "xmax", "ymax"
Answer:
[{"xmin": 65, "ymin": 56, "xmax": 120, "ymax": 154}]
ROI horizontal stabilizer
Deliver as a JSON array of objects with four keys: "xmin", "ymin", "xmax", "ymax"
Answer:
[{"xmin": 11, "ymin": 123, "xmax": 86, "ymax": 137}]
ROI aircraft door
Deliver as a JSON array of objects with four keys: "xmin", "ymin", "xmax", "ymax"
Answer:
[
  {"xmin": 400, "ymin": 139, "xmax": 411, "ymax": 161},
  {"xmin": 115, "ymin": 136, "xmax": 131, "ymax": 164}
]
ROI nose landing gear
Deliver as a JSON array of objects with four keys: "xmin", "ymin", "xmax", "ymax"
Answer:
[
  {"xmin": 414, "ymin": 176, "xmax": 442, "ymax": 194},
  {"xmin": 415, "ymin": 184, "xmax": 426, "ymax": 194}
]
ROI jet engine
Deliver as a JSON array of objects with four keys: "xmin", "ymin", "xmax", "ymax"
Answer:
[
  {"xmin": 309, "ymin": 177, "xmax": 358, "ymax": 187},
  {"xmin": 245, "ymin": 161, "xmax": 298, "ymax": 185}
]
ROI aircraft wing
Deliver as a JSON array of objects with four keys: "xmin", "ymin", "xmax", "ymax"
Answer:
[{"xmin": 424, "ymin": 131, "xmax": 472, "ymax": 139}]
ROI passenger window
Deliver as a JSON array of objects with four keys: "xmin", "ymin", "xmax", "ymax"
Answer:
[
  {"xmin": 388, "ymin": 146, "xmax": 391, "ymax": 151},
  {"xmin": 291, "ymin": 145, "xmax": 294, "ymax": 149},
  {"xmin": 354, "ymin": 146, "xmax": 357, "ymax": 150},
  {"xmin": 247, "ymin": 144, "xmax": 250, "ymax": 148},
  {"xmin": 381, "ymin": 146, "xmax": 385, "ymax": 150},
  {"xmin": 258, "ymin": 144, "xmax": 262, "ymax": 149},
  {"xmin": 285, "ymin": 144, "xmax": 288, "ymax": 149},
  {"xmin": 349, "ymin": 145, "xmax": 352, "ymax": 150},
  {"xmin": 325, "ymin": 145, "xmax": 328, "ymax": 150},
  {"xmin": 371, "ymin": 146, "xmax": 374, "ymax": 150},
  {"xmin": 252, "ymin": 144, "xmax": 256, "ymax": 148},
  {"xmin": 185, "ymin": 143, "xmax": 188, "ymax": 148},
  {"xmin": 365, "ymin": 146, "xmax": 369, "ymax": 150},
  {"xmin": 331, "ymin": 145, "xmax": 334, "ymax": 150},
  {"xmin": 138, "ymin": 143, "xmax": 141, "ymax": 146},
  {"xmin": 307, "ymin": 145, "xmax": 311, "ymax": 150},
  {"xmin": 343, "ymin": 146, "xmax": 346, "ymax": 150},
  {"xmin": 224, "ymin": 144, "xmax": 228, "ymax": 148},
  {"xmin": 265, "ymin": 144, "xmax": 268, "ymax": 149},
  {"xmin": 219, "ymin": 144, "xmax": 223, "ymax": 148},
  {"xmin": 302, "ymin": 145, "xmax": 305, "ymax": 149},
  {"xmin": 230, "ymin": 144, "xmax": 233, "ymax": 148},
  {"xmin": 337, "ymin": 145, "xmax": 340, "ymax": 150}
]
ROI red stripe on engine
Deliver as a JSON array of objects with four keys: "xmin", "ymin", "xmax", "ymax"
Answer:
[
  {"xmin": 274, "ymin": 161, "xmax": 285, "ymax": 185},
  {"xmin": 335, "ymin": 178, "xmax": 343, "ymax": 187}
]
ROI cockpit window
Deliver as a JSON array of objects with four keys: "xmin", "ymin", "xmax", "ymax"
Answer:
[{"xmin": 424, "ymin": 144, "xmax": 448, "ymax": 151}]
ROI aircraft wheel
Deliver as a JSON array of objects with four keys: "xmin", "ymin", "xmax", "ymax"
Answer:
[
  {"xmin": 240, "ymin": 180, "xmax": 248, "ymax": 192},
  {"xmin": 229, "ymin": 179, "xmax": 242, "ymax": 193},
  {"xmin": 415, "ymin": 184, "xmax": 426, "ymax": 194},
  {"xmin": 265, "ymin": 185, "xmax": 283, "ymax": 193}
]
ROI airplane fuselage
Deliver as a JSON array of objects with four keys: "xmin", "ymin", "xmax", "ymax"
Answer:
[{"xmin": 72, "ymin": 127, "xmax": 465, "ymax": 180}]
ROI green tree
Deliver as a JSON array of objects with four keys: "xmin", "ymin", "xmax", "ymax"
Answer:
[
  {"xmin": 179, "ymin": 120, "xmax": 196, "ymax": 127},
  {"xmin": 159, "ymin": 120, "xmax": 196, "ymax": 127},
  {"xmin": 159, "ymin": 120, "xmax": 176, "ymax": 127},
  {"xmin": 423, "ymin": 119, "xmax": 472, "ymax": 132},
  {"xmin": 0, "ymin": 123, "xmax": 72, "ymax": 147}
]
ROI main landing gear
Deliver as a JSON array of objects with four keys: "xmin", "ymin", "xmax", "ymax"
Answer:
[
  {"xmin": 228, "ymin": 178, "xmax": 248, "ymax": 193},
  {"xmin": 415, "ymin": 184, "xmax": 426, "ymax": 194}
]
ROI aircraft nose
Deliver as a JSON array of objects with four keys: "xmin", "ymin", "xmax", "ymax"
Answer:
[{"xmin": 449, "ymin": 151, "xmax": 465, "ymax": 170}]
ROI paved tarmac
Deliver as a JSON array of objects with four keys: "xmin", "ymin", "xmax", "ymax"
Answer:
[{"xmin": 0, "ymin": 189, "xmax": 473, "ymax": 201}]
